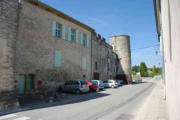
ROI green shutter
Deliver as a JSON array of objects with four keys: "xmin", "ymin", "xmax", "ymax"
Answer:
[
  {"xmin": 52, "ymin": 21, "xmax": 56, "ymax": 37},
  {"xmin": 54, "ymin": 50, "xmax": 61, "ymax": 67},
  {"xmin": 18, "ymin": 75, "xmax": 25, "ymax": 94},
  {"xmin": 80, "ymin": 32, "xmax": 83, "ymax": 45},
  {"xmin": 87, "ymin": 34, "xmax": 89, "ymax": 47},
  {"xmin": 76, "ymin": 29, "xmax": 79, "ymax": 43},
  {"xmin": 68, "ymin": 27, "xmax": 72, "ymax": 41},
  {"xmin": 62, "ymin": 24, "xmax": 66, "ymax": 40},
  {"xmin": 27, "ymin": 75, "xmax": 32, "ymax": 90},
  {"xmin": 82, "ymin": 56, "xmax": 86, "ymax": 70}
]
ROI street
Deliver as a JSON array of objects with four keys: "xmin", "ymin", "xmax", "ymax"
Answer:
[{"xmin": 0, "ymin": 81, "xmax": 155, "ymax": 120}]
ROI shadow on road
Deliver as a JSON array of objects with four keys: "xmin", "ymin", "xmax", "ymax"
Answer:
[
  {"xmin": 0, "ymin": 92, "xmax": 110, "ymax": 116},
  {"xmin": 131, "ymin": 81, "xmax": 149, "ymax": 85}
]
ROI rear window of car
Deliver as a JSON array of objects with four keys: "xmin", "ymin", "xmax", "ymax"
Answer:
[
  {"xmin": 104, "ymin": 81, "xmax": 108, "ymax": 83},
  {"xmin": 108, "ymin": 80, "xmax": 113, "ymax": 83},
  {"xmin": 80, "ymin": 81, "xmax": 87, "ymax": 85}
]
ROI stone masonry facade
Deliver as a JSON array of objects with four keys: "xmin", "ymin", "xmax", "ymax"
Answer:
[
  {"xmin": 0, "ymin": 0, "xmax": 20, "ymax": 110},
  {"xmin": 0, "ymin": 0, "xmax": 131, "ymax": 110}
]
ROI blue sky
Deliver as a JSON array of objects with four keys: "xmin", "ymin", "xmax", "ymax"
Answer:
[{"xmin": 40, "ymin": 0, "xmax": 161, "ymax": 68}]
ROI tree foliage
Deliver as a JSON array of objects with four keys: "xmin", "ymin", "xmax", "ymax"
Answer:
[
  {"xmin": 140, "ymin": 62, "xmax": 148, "ymax": 77},
  {"xmin": 152, "ymin": 65, "xmax": 162, "ymax": 77},
  {"xmin": 132, "ymin": 71, "xmax": 137, "ymax": 75},
  {"xmin": 132, "ymin": 65, "xmax": 140, "ymax": 73}
]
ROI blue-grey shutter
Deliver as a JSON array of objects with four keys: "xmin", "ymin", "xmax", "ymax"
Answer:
[
  {"xmin": 82, "ymin": 56, "xmax": 86, "ymax": 70},
  {"xmin": 87, "ymin": 34, "xmax": 89, "ymax": 47},
  {"xmin": 52, "ymin": 21, "xmax": 56, "ymax": 37},
  {"xmin": 62, "ymin": 24, "xmax": 66, "ymax": 40},
  {"xmin": 80, "ymin": 32, "xmax": 83, "ymax": 45},
  {"xmin": 76, "ymin": 29, "xmax": 79, "ymax": 43},
  {"xmin": 54, "ymin": 50, "xmax": 61, "ymax": 67},
  {"xmin": 68, "ymin": 27, "xmax": 72, "ymax": 41}
]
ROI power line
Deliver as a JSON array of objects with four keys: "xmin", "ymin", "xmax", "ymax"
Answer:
[{"xmin": 131, "ymin": 44, "xmax": 160, "ymax": 51}]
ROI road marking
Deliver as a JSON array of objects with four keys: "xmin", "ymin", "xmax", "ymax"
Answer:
[
  {"xmin": 0, "ymin": 114, "xmax": 17, "ymax": 120},
  {"xmin": 13, "ymin": 117, "xmax": 30, "ymax": 120}
]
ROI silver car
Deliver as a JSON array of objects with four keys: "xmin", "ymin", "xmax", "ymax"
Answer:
[
  {"xmin": 61, "ymin": 80, "xmax": 89, "ymax": 94},
  {"xmin": 103, "ymin": 80, "xmax": 118, "ymax": 88}
]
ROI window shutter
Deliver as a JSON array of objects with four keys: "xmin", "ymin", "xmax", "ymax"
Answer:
[
  {"xmin": 54, "ymin": 50, "xmax": 61, "ymax": 67},
  {"xmin": 52, "ymin": 21, "xmax": 56, "ymax": 37},
  {"xmin": 68, "ymin": 27, "xmax": 72, "ymax": 41},
  {"xmin": 87, "ymin": 34, "xmax": 89, "ymax": 47},
  {"xmin": 80, "ymin": 32, "xmax": 83, "ymax": 45},
  {"xmin": 82, "ymin": 56, "xmax": 86, "ymax": 70},
  {"xmin": 62, "ymin": 24, "xmax": 66, "ymax": 40},
  {"xmin": 76, "ymin": 29, "xmax": 79, "ymax": 43}
]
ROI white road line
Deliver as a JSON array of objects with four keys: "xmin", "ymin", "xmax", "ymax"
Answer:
[
  {"xmin": 0, "ymin": 114, "xmax": 17, "ymax": 120},
  {"xmin": 13, "ymin": 117, "xmax": 30, "ymax": 120}
]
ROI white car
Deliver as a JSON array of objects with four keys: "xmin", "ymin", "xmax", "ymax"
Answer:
[{"xmin": 103, "ymin": 80, "xmax": 118, "ymax": 88}]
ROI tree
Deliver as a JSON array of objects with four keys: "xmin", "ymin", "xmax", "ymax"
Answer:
[
  {"xmin": 152, "ymin": 65, "xmax": 157, "ymax": 77},
  {"xmin": 140, "ymin": 62, "xmax": 148, "ymax": 77},
  {"xmin": 132, "ymin": 71, "xmax": 136, "ymax": 75},
  {"xmin": 132, "ymin": 65, "xmax": 140, "ymax": 73},
  {"xmin": 152, "ymin": 65, "xmax": 162, "ymax": 77}
]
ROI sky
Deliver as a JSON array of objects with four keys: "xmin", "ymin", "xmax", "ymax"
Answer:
[{"xmin": 40, "ymin": 0, "xmax": 162, "ymax": 68}]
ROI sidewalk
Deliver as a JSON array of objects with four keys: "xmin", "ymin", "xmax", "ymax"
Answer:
[{"xmin": 134, "ymin": 78, "xmax": 169, "ymax": 120}]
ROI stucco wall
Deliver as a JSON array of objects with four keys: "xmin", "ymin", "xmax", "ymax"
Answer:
[
  {"xmin": 160, "ymin": 0, "xmax": 180, "ymax": 120},
  {"xmin": 16, "ymin": 1, "xmax": 92, "ymax": 87}
]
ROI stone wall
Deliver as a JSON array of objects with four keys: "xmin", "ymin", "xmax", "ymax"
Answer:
[
  {"xmin": 15, "ymin": 1, "xmax": 92, "ymax": 91},
  {"xmin": 0, "ymin": 0, "xmax": 19, "ymax": 111},
  {"xmin": 91, "ymin": 33, "xmax": 117, "ymax": 80}
]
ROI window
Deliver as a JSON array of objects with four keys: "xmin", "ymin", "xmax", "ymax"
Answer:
[
  {"xmin": 80, "ymin": 32, "xmax": 89, "ymax": 47},
  {"xmin": 71, "ymin": 28, "xmax": 76, "ymax": 43},
  {"xmin": 56, "ymin": 23, "xmax": 62, "ymax": 38},
  {"xmin": 83, "ymin": 33, "xmax": 87, "ymax": 46},
  {"xmin": 82, "ymin": 56, "xmax": 87, "ymax": 70},
  {"xmin": 52, "ymin": 21, "xmax": 65, "ymax": 39},
  {"xmin": 54, "ymin": 50, "xmax": 61, "ymax": 67}
]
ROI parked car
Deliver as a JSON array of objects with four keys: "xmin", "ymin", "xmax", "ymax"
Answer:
[
  {"xmin": 85, "ymin": 80, "xmax": 98, "ymax": 92},
  {"xmin": 91, "ymin": 80, "xmax": 104, "ymax": 91},
  {"xmin": 59, "ymin": 80, "xmax": 89, "ymax": 94},
  {"xmin": 103, "ymin": 80, "xmax": 118, "ymax": 88}
]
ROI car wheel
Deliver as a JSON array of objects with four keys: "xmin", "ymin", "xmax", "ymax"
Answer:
[{"xmin": 75, "ymin": 89, "xmax": 81, "ymax": 94}]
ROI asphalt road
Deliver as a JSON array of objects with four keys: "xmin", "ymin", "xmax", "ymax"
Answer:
[{"xmin": 0, "ymin": 81, "xmax": 155, "ymax": 120}]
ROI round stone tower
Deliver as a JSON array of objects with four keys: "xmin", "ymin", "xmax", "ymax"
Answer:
[{"xmin": 110, "ymin": 35, "xmax": 132, "ymax": 84}]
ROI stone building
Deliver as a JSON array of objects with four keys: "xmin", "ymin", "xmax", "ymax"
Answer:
[
  {"xmin": 0, "ymin": 0, "xmax": 93, "ymax": 109},
  {"xmin": 91, "ymin": 32, "xmax": 117, "ymax": 81},
  {"xmin": 0, "ymin": 0, "xmax": 131, "ymax": 110},
  {"xmin": 15, "ymin": 0, "xmax": 94, "ymax": 94},
  {"xmin": 0, "ymin": 0, "xmax": 20, "ymax": 110},
  {"xmin": 154, "ymin": 0, "xmax": 180, "ymax": 120},
  {"xmin": 110, "ymin": 35, "xmax": 132, "ymax": 84}
]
